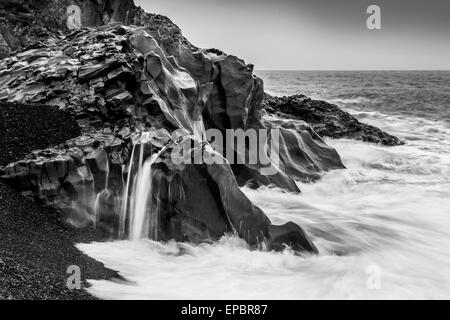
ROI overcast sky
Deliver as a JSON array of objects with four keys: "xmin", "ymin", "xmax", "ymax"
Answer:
[{"xmin": 135, "ymin": 0, "xmax": 450, "ymax": 70}]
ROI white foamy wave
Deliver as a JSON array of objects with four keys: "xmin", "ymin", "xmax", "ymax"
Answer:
[
  {"xmin": 344, "ymin": 107, "xmax": 450, "ymax": 152},
  {"xmin": 77, "ymin": 108, "xmax": 450, "ymax": 300},
  {"xmin": 264, "ymin": 89, "xmax": 281, "ymax": 97},
  {"xmin": 328, "ymin": 97, "xmax": 373, "ymax": 105}
]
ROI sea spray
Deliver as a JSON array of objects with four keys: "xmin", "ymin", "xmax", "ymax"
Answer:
[{"xmin": 77, "ymin": 106, "xmax": 450, "ymax": 299}]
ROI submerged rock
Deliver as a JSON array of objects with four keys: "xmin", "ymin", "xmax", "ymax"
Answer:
[
  {"xmin": 263, "ymin": 94, "xmax": 404, "ymax": 146},
  {"xmin": 268, "ymin": 222, "xmax": 318, "ymax": 254}
]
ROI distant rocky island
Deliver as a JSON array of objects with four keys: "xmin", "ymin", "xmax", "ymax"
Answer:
[{"xmin": 0, "ymin": 0, "xmax": 403, "ymax": 299}]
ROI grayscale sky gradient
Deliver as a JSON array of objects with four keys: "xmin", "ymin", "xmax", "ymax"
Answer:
[{"xmin": 135, "ymin": 0, "xmax": 450, "ymax": 70}]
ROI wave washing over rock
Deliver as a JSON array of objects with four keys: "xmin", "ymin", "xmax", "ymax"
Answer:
[
  {"xmin": 0, "ymin": 0, "xmax": 401, "ymax": 261},
  {"xmin": 76, "ymin": 77, "xmax": 450, "ymax": 300}
]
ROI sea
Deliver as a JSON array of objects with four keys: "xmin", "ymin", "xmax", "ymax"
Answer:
[{"xmin": 77, "ymin": 71, "xmax": 450, "ymax": 299}]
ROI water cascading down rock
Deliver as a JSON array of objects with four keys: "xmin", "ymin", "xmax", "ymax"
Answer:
[{"xmin": 0, "ymin": 0, "xmax": 346, "ymax": 254}]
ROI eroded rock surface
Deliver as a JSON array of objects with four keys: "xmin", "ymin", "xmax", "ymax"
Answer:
[
  {"xmin": 0, "ymin": 2, "xmax": 350, "ymax": 254},
  {"xmin": 0, "ymin": 0, "xmax": 158, "ymax": 59}
]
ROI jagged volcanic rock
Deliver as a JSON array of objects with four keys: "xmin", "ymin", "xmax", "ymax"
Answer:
[
  {"xmin": 0, "ymin": 2, "xmax": 348, "ymax": 254},
  {"xmin": 0, "ymin": 22, "xmax": 344, "ymax": 188},
  {"xmin": 263, "ymin": 94, "xmax": 404, "ymax": 146},
  {"xmin": 0, "ymin": 0, "xmax": 137, "ymax": 59},
  {"xmin": 0, "ymin": 0, "xmax": 194, "ymax": 60}
]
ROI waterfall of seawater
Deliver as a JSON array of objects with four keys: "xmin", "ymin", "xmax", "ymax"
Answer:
[
  {"xmin": 118, "ymin": 134, "xmax": 169, "ymax": 241},
  {"xmin": 119, "ymin": 143, "xmax": 136, "ymax": 239},
  {"xmin": 128, "ymin": 153, "xmax": 159, "ymax": 241},
  {"xmin": 93, "ymin": 150, "xmax": 110, "ymax": 228}
]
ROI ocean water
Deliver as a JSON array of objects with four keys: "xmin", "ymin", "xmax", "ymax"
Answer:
[
  {"xmin": 77, "ymin": 71, "xmax": 450, "ymax": 300},
  {"xmin": 260, "ymin": 70, "xmax": 450, "ymax": 123}
]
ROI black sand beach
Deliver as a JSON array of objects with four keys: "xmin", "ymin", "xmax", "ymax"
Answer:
[{"xmin": 0, "ymin": 103, "xmax": 117, "ymax": 300}]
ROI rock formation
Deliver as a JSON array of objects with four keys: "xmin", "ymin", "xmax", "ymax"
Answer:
[
  {"xmin": 263, "ymin": 94, "xmax": 404, "ymax": 146},
  {"xmin": 0, "ymin": 0, "xmax": 399, "ymax": 255},
  {"xmin": 0, "ymin": 18, "xmax": 333, "ymax": 254},
  {"xmin": 0, "ymin": 0, "xmax": 191, "ymax": 60}
]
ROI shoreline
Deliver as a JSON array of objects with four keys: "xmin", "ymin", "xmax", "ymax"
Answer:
[
  {"xmin": 0, "ymin": 103, "xmax": 118, "ymax": 300},
  {"xmin": 0, "ymin": 181, "xmax": 119, "ymax": 300}
]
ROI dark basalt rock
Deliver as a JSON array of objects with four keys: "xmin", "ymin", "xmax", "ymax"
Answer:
[
  {"xmin": 229, "ymin": 116, "xmax": 346, "ymax": 192},
  {"xmin": 264, "ymin": 118, "xmax": 345, "ymax": 182},
  {"xmin": 263, "ymin": 94, "xmax": 404, "ymax": 146},
  {"xmin": 0, "ymin": 23, "xmax": 344, "ymax": 193},
  {"xmin": 143, "ymin": 140, "xmax": 310, "ymax": 250},
  {"xmin": 0, "ymin": 0, "xmax": 193, "ymax": 60},
  {"xmin": 0, "ymin": 134, "xmax": 319, "ymax": 254},
  {"xmin": 268, "ymin": 222, "xmax": 318, "ymax": 254},
  {"xmin": 0, "ymin": 1, "xmax": 359, "ymax": 255}
]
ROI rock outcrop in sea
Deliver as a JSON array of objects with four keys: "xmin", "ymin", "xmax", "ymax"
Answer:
[
  {"xmin": 263, "ymin": 94, "xmax": 404, "ymax": 146},
  {"xmin": 0, "ymin": 0, "xmax": 401, "ymax": 254}
]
